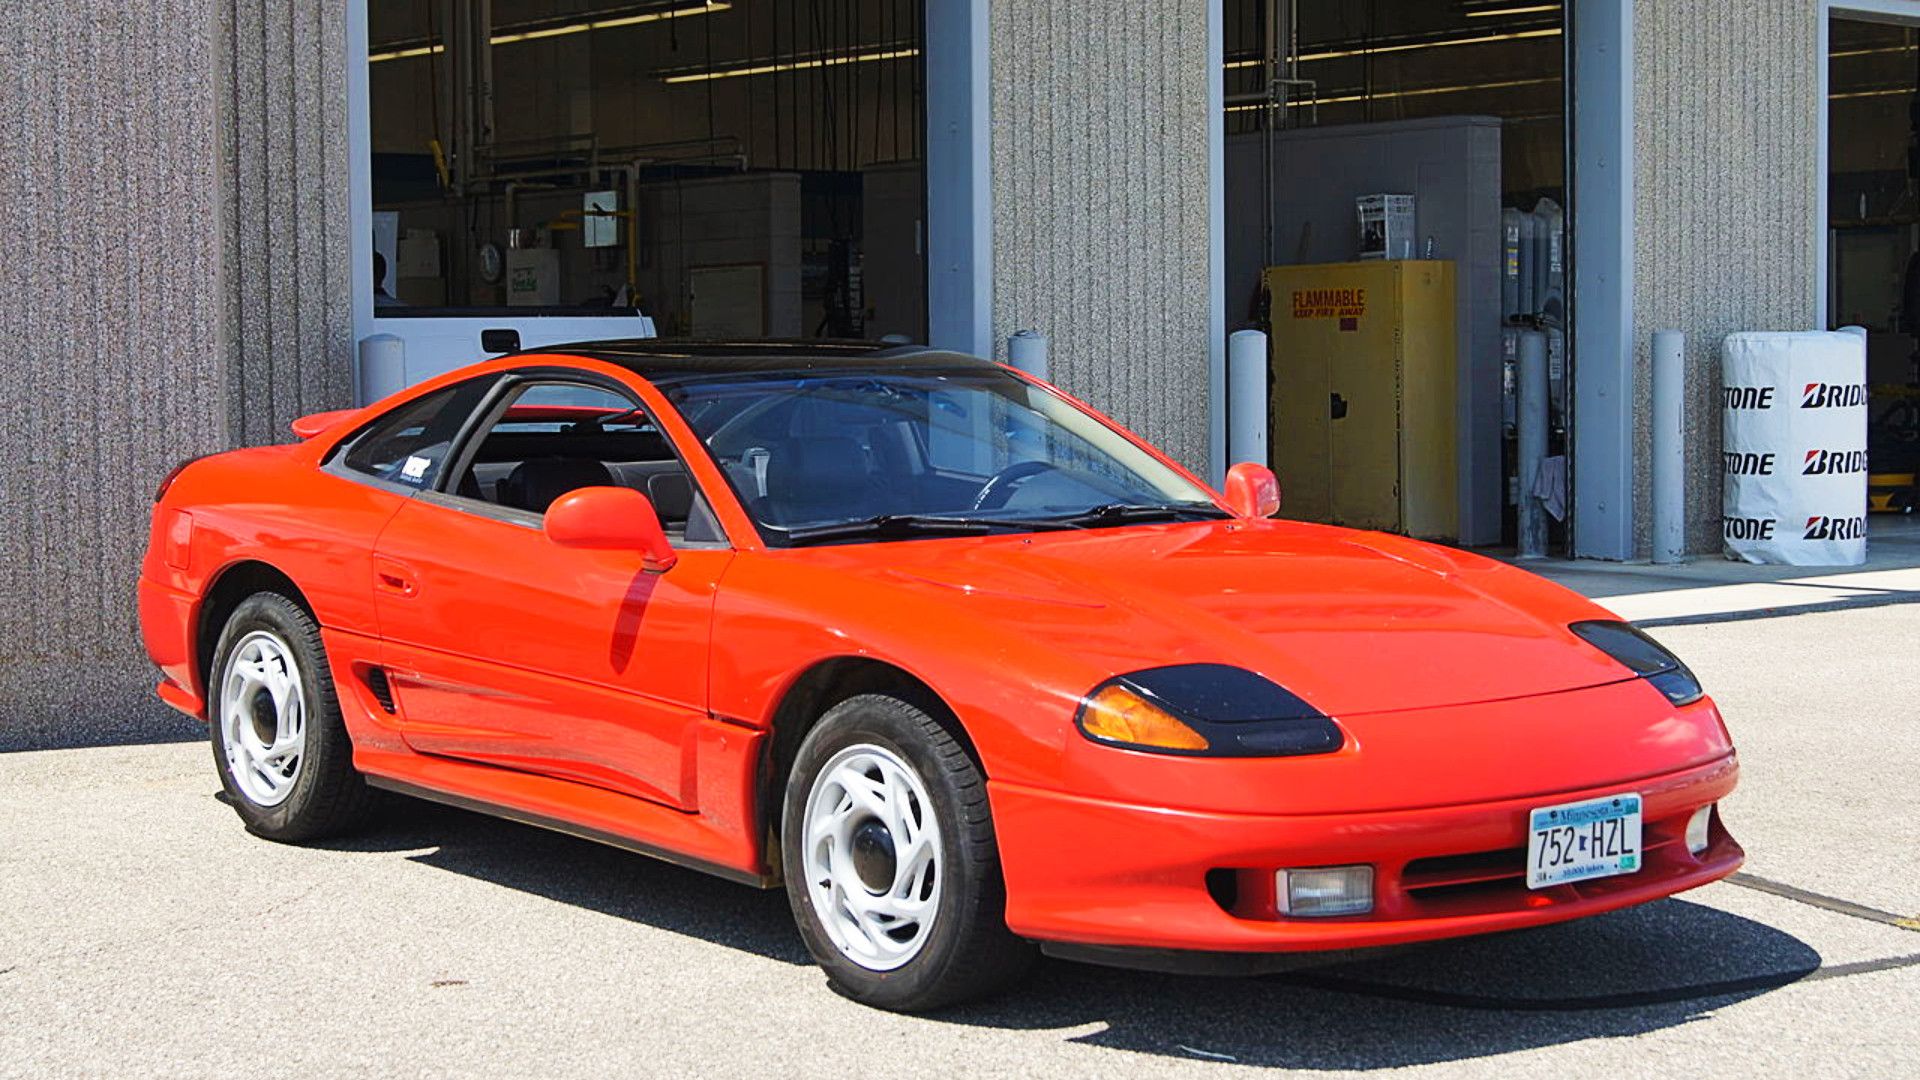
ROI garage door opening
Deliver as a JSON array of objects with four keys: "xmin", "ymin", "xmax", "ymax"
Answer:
[
  {"xmin": 1223, "ymin": 0, "xmax": 1567, "ymax": 551},
  {"xmin": 1828, "ymin": 13, "xmax": 1920, "ymax": 515},
  {"xmin": 365, "ymin": 0, "xmax": 928, "ymax": 362}
]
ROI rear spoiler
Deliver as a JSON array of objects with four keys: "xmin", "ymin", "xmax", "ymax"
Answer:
[{"xmin": 289, "ymin": 408, "xmax": 358, "ymax": 440}]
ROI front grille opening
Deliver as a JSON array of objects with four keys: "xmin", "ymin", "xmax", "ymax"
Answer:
[
  {"xmin": 1205, "ymin": 868, "xmax": 1240, "ymax": 914},
  {"xmin": 1405, "ymin": 876, "xmax": 1527, "ymax": 905},
  {"xmin": 1402, "ymin": 846, "xmax": 1528, "ymax": 897}
]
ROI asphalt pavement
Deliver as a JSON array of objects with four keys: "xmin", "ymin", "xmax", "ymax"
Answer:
[{"xmin": 2, "ymin": 596, "xmax": 1916, "ymax": 1077}]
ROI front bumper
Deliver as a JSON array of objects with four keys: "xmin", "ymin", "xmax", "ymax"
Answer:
[{"xmin": 990, "ymin": 753, "xmax": 1741, "ymax": 954}]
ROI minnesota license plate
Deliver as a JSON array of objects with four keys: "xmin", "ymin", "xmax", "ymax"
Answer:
[{"xmin": 1526, "ymin": 793, "xmax": 1642, "ymax": 889}]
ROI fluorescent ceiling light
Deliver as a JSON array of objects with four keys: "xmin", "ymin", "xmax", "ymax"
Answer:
[
  {"xmin": 371, "ymin": 44, "xmax": 444, "ymax": 63},
  {"xmin": 370, "ymin": 1, "xmax": 730, "ymax": 62},
  {"xmin": 1225, "ymin": 26, "xmax": 1561, "ymax": 70},
  {"xmin": 660, "ymin": 46, "xmax": 919, "ymax": 84},
  {"xmin": 1224, "ymin": 75, "xmax": 1559, "ymax": 112},
  {"xmin": 1831, "ymin": 42, "xmax": 1920, "ymax": 60},
  {"xmin": 1831, "ymin": 85, "xmax": 1915, "ymax": 100},
  {"xmin": 1466, "ymin": 4, "xmax": 1560, "ymax": 17}
]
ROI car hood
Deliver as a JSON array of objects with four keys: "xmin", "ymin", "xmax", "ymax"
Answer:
[{"xmin": 844, "ymin": 519, "xmax": 1630, "ymax": 717}]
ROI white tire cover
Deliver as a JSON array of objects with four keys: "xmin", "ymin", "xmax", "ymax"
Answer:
[{"xmin": 1721, "ymin": 330, "xmax": 1868, "ymax": 566}]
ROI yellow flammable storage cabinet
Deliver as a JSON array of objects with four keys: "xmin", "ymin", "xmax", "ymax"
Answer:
[{"xmin": 1265, "ymin": 260, "xmax": 1458, "ymax": 539}]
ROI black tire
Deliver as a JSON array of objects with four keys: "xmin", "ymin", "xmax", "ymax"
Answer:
[
  {"xmin": 208, "ymin": 591, "xmax": 377, "ymax": 842},
  {"xmin": 781, "ymin": 693, "xmax": 1036, "ymax": 1012}
]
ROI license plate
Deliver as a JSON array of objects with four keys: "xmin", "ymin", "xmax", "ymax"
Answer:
[{"xmin": 1526, "ymin": 793, "xmax": 1642, "ymax": 889}]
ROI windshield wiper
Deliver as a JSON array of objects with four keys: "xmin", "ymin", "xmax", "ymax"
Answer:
[
  {"xmin": 1049, "ymin": 502, "xmax": 1232, "ymax": 526},
  {"xmin": 778, "ymin": 505, "xmax": 1221, "ymax": 545},
  {"xmin": 780, "ymin": 513, "xmax": 1087, "ymax": 545}
]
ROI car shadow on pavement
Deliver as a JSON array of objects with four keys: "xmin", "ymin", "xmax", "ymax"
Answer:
[
  {"xmin": 316, "ymin": 797, "xmax": 813, "ymax": 964},
  {"xmin": 939, "ymin": 900, "xmax": 1830, "ymax": 1069},
  {"xmin": 324, "ymin": 795, "xmax": 1844, "ymax": 1069}
]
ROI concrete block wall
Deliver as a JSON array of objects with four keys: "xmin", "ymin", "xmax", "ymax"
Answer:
[
  {"xmin": 989, "ymin": 0, "xmax": 1214, "ymax": 473},
  {"xmin": 221, "ymin": 0, "xmax": 357, "ymax": 447},
  {"xmin": 1631, "ymin": 0, "xmax": 1822, "ymax": 557},
  {"xmin": 0, "ymin": 0, "xmax": 227, "ymax": 745},
  {"xmin": 0, "ymin": 1, "xmax": 353, "ymax": 745}
]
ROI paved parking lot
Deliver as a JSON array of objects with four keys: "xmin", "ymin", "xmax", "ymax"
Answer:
[{"xmin": 2, "ymin": 602, "xmax": 1916, "ymax": 1078}]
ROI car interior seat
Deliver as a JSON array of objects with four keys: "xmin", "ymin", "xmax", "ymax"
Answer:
[
  {"xmin": 765, "ymin": 436, "xmax": 877, "ymax": 524},
  {"xmin": 498, "ymin": 457, "xmax": 615, "ymax": 515}
]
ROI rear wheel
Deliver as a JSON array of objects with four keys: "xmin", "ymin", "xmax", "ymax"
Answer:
[
  {"xmin": 209, "ymin": 592, "xmax": 376, "ymax": 842},
  {"xmin": 782, "ymin": 694, "xmax": 1035, "ymax": 1011}
]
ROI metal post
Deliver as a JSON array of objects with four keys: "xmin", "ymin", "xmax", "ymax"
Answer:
[
  {"xmin": 358, "ymin": 333, "xmax": 406, "ymax": 406},
  {"xmin": 1228, "ymin": 330, "xmax": 1269, "ymax": 465},
  {"xmin": 1007, "ymin": 329, "xmax": 1048, "ymax": 380},
  {"xmin": 1517, "ymin": 329, "xmax": 1549, "ymax": 558},
  {"xmin": 1651, "ymin": 329, "xmax": 1686, "ymax": 564}
]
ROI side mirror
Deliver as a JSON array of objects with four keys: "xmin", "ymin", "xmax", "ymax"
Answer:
[
  {"xmin": 1223, "ymin": 462, "xmax": 1282, "ymax": 519},
  {"xmin": 544, "ymin": 486, "xmax": 679, "ymax": 572}
]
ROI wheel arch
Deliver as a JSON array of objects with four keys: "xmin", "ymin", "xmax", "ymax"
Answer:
[
  {"xmin": 758, "ymin": 656, "xmax": 985, "ymax": 865},
  {"xmin": 195, "ymin": 559, "xmax": 316, "ymax": 692}
]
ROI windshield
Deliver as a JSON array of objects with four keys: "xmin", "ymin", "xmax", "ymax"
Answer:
[{"xmin": 662, "ymin": 367, "xmax": 1223, "ymax": 544}]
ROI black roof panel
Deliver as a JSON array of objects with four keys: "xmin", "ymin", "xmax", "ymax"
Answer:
[{"xmin": 510, "ymin": 338, "xmax": 999, "ymax": 383}]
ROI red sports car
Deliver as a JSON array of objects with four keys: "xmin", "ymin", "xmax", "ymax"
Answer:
[{"xmin": 139, "ymin": 341, "xmax": 1741, "ymax": 1010}]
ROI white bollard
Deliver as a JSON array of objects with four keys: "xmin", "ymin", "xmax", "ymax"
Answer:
[
  {"xmin": 1228, "ymin": 330, "xmax": 1269, "ymax": 466},
  {"xmin": 1652, "ymin": 329, "xmax": 1686, "ymax": 564},
  {"xmin": 1517, "ymin": 329, "xmax": 1548, "ymax": 558},
  {"xmin": 357, "ymin": 333, "xmax": 406, "ymax": 407},
  {"xmin": 1007, "ymin": 329, "xmax": 1049, "ymax": 380}
]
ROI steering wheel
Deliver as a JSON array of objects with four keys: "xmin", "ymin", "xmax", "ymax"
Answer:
[{"xmin": 971, "ymin": 461, "xmax": 1061, "ymax": 510}]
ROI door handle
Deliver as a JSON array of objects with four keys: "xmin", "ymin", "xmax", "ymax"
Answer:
[
  {"xmin": 374, "ymin": 557, "xmax": 419, "ymax": 598},
  {"xmin": 1330, "ymin": 392, "xmax": 1349, "ymax": 420}
]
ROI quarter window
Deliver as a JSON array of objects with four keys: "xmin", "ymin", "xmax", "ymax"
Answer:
[{"xmin": 341, "ymin": 380, "xmax": 492, "ymax": 488}]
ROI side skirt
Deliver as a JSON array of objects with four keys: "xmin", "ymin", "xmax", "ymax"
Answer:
[{"xmin": 365, "ymin": 773, "xmax": 778, "ymax": 889}]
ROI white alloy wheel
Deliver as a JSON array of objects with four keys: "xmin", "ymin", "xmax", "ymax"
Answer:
[
  {"xmin": 218, "ymin": 630, "xmax": 308, "ymax": 807},
  {"xmin": 801, "ymin": 743, "xmax": 944, "ymax": 971}
]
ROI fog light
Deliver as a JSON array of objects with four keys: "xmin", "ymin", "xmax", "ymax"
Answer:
[
  {"xmin": 1686, "ymin": 805, "xmax": 1714, "ymax": 855},
  {"xmin": 1277, "ymin": 865, "xmax": 1374, "ymax": 917}
]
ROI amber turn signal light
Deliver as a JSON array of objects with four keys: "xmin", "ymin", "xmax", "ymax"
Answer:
[{"xmin": 1077, "ymin": 685, "xmax": 1210, "ymax": 752}]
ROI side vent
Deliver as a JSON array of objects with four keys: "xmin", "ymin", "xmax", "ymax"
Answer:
[{"xmin": 365, "ymin": 667, "xmax": 397, "ymax": 714}]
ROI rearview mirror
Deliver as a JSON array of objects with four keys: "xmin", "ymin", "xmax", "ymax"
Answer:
[
  {"xmin": 544, "ymin": 486, "xmax": 679, "ymax": 572},
  {"xmin": 1223, "ymin": 462, "xmax": 1281, "ymax": 519}
]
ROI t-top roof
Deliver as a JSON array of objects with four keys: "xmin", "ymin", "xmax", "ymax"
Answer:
[{"xmin": 511, "ymin": 338, "xmax": 1000, "ymax": 383}]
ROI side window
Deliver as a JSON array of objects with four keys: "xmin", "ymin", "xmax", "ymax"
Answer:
[
  {"xmin": 341, "ymin": 380, "xmax": 490, "ymax": 489},
  {"xmin": 449, "ymin": 380, "xmax": 724, "ymax": 544}
]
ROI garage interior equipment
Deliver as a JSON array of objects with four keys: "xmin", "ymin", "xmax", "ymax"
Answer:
[
  {"xmin": 1225, "ymin": 0, "xmax": 1564, "ymax": 550},
  {"xmin": 1266, "ymin": 259, "xmax": 1459, "ymax": 540},
  {"xmin": 368, "ymin": 0, "xmax": 928, "ymax": 343},
  {"xmin": 1829, "ymin": 14, "xmax": 1920, "ymax": 515}
]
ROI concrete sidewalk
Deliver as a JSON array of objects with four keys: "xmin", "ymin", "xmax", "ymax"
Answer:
[{"xmin": 1515, "ymin": 516, "xmax": 1920, "ymax": 625}]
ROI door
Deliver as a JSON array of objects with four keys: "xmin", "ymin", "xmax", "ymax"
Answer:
[
  {"xmin": 1328, "ymin": 263, "xmax": 1404, "ymax": 531},
  {"xmin": 371, "ymin": 378, "xmax": 732, "ymax": 810},
  {"xmin": 311, "ymin": 376, "xmax": 502, "ymax": 636},
  {"xmin": 1268, "ymin": 266, "xmax": 1334, "ymax": 522}
]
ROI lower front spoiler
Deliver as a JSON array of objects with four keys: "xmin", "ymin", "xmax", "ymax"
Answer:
[
  {"xmin": 1039, "ymin": 941, "xmax": 1429, "ymax": 978},
  {"xmin": 991, "ymin": 755, "xmax": 1742, "ymax": 956}
]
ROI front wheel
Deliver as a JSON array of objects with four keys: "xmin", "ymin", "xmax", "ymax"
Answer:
[{"xmin": 781, "ymin": 694, "xmax": 1035, "ymax": 1011}]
